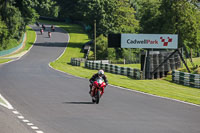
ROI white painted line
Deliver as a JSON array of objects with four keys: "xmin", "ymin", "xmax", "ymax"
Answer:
[
  {"xmin": 36, "ymin": 131, "xmax": 44, "ymax": 133},
  {"xmin": 31, "ymin": 126, "xmax": 39, "ymax": 130},
  {"xmin": 27, "ymin": 123, "xmax": 34, "ymax": 126},
  {"xmin": 50, "ymin": 59, "xmax": 200, "ymax": 108},
  {"xmin": 48, "ymin": 27, "xmax": 85, "ymax": 80},
  {"xmin": 0, "ymin": 26, "xmax": 44, "ymax": 133},
  {"xmin": 22, "ymin": 119, "xmax": 30, "ymax": 123},
  {"xmin": 49, "ymin": 60, "xmax": 200, "ymax": 107},
  {"xmin": 54, "ymin": 29, "xmax": 70, "ymax": 60},
  {"xmin": 48, "ymin": 27, "xmax": 72, "ymax": 76},
  {"xmin": 0, "ymin": 94, "xmax": 13, "ymax": 109},
  {"xmin": 109, "ymin": 84, "xmax": 200, "ymax": 107},
  {"xmin": 13, "ymin": 111, "xmax": 19, "ymax": 114},
  {"xmin": 18, "ymin": 116, "xmax": 24, "ymax": 119}
]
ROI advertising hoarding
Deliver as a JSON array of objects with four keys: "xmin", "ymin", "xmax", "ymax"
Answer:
[{"xmin": 121, "ymin": 34, "xmax": 178, "ymax": 49}]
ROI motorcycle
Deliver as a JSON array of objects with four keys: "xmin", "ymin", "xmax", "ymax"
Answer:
[
  {"xmin": 40, "ymin": 29, "xmax": 43, "ymax": 35},
  {"xmin": 48, "ymin": 31, "xmax": 51, "ymax": 38},
  {"xmin": 42, "ymin": 24, "xmax": 46, "ymax": 30},
  {"xmin": 90, "ymin": 77, "xmax": 106, "ymax": 104},
  {"xmin": 51, "ymin": 25, "xmax": 55, "ymax": 32}
]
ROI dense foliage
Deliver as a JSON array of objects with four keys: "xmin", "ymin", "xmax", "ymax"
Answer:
[
  {"xmin": 137, "ymin": 0, "xmax": 200, "ymax": 57},
  {"xmin": 56, "ymin": 0, "xmax": 200, "ymax": 60},
  {"xmin": 1, "ymin": 0, "xmax": 200, "ymax": 60},
  {"xmin": 0, "ymin": 0, "xmax": 58, "ymax": 51}
]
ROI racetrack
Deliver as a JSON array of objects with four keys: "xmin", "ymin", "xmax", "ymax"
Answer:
[{"xmin": 0, "ymin": 24, "xmax": 200, "ymax": 133}]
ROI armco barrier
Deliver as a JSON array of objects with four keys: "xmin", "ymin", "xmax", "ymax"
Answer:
[
  {"xmin": 85, "ymin": 60, "xmax": 142, "ymax": 79},
  {"xmin": 0, "ymin": 34, "xmax": 25, "ymax": 56},
  {"xmin": 172, "ymin": 70, "xmax": 200, "ymax": 88}
]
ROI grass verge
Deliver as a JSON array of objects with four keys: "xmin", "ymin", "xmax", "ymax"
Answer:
[
  {"xmin": 0, "ymin": 58, "xmax": 12, "ymax": 64},
  {"xmin": 0, "ymin": 26, "xmax": 36, "ymax": 64},
  {"xmin": 40, "ymin": 20, "xmax": 200, "ymax": 105},
  {"xmin": 23, "ymin": 26, "xmax": 36, "ymax": 51}
]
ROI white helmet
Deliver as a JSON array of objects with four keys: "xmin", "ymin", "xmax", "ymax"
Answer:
[{"xmin": 98, "ymin": 70, "xmax": 104, "ymax": 76}]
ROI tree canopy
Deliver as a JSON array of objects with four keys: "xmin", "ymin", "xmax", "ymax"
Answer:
[
  {"xmin": 138, "ymin": 0, "xmax": 200, "ymax": 50},
  {"xmin": 1, "ymin": 0, "xmax": 200, "ymax": 59},
  {"xmin": 0, "ymin": 0, "xmax": 58, "ymax": 50}
]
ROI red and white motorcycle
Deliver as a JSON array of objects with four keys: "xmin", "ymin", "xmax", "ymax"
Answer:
[
  {"xmin": 40, "ymin": 29, "xmax": 43, "ymax": 35},
  {"xmin": 90, "ymin": 77, "xmax": 106, "ymax": 104},
  {"xmin": 48, "ymin": 31, "xmax": 51, "ymax": 38}
]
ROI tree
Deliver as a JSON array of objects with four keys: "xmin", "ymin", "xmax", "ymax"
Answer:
[
  {"xmin": 137, "ymin": 0, "xmax": 161, "ymax": 33},
  {"xmin": 36, "ymin": 0, "xmax": 60, "ymax": 18},
  {"xmin": 138, "ymin": 0, "xmax": 200, "ymax": 50},
  {"xmin": 11, "ymin": 0, "xmax": 39, "ymax": 25},
  {"xmin": 0, "ymin": 0, "xmax": 57, "ymax": 50},
  {"xmin": 159, "ymin": 0, "xmax": 200, "ymax": 49},
  {"xmin": 96, "ymin": 34, "xmax": 108, "ymax": 59},
  {"xmin": 0, "ymin": 16, "xmax": 9, "ymax": 50},
  {"xmin": 56, "ymin": 0, "xmax": 80, "ymax": 20},
  {"xmin": 75, "ymin": 0, "xmax": 139, "ymax": 36}
]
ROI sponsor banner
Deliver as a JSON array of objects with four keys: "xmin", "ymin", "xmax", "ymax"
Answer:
[{"xmin": 121, "ymin": 34, "xmax": 178, "ymax": 49}]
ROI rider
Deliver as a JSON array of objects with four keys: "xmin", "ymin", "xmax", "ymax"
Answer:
[
  {"xmin": 48, "ymin": 30, "xmax": 51, "ymax": 38},
  {"xmin": 42, "ymin": 24, "xmax": 46, "ymax": 30},
  {"xmin": 51, "ymin": 25, "xmax": 55, "ymax": 32},
  {"xmin": 40, "ymin": 28, "xmax": 43, "ymax": 34},
  {"xmin": 89, "ymin": 69, "xmax": 108, "ymax": 94},
  {"xmin": 36, "ymin": 22, "xmax": 40, "ymax": 27}
]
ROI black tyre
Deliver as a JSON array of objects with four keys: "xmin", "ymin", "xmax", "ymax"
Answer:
[{"xmin": 96, "ymin": 90, "xmax": 100, "ymax": 104}]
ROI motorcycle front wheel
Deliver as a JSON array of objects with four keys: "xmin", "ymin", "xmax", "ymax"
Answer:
[{"xmin": 95, "ymin": 90, "xmax": 100, "ymax": 104}]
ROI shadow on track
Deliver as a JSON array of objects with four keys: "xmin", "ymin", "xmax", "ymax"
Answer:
[
  {"xmin": 34, "ymin": 42, "xmax": 67, "ymax": 47},
  {"xmin": 63, "ymin": 102, "xmax": 93, "ymax": 104}
]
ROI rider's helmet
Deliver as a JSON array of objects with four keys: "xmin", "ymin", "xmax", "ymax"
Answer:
[{"xmin": 98, "ymin": 70, "xmax": 104, "ymax": 77}]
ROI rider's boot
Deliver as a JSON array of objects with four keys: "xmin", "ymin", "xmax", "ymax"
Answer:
[
  {"xmin": 89, "ymin": 84, "xmax": 92, "ymax": 94},
  {"xmin": 90, "ymin": 86, "xmax": 95, "ymax": 97}
]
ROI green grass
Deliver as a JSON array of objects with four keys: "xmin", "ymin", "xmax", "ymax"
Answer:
[
  {"xmin": 0, "ymin": 26, "xmax": 35, "ymax": 64},
  {"xmin": 0, "ymin": 58, "xmax": 12, "ymax": 64},
  {"xmin": 172, "ymin": 57, "xmax": 200, "ymax": 74},
  {"xmin": 46, "ymin": 21, "xmax": 200, "ymax": 105},
  {"xmin": 24, "ymin": 26, "xmax": 36, "ymax": 51},
  {"xmin": 187, "ymin": 57, "xmax": 200, "ymax": 66}
]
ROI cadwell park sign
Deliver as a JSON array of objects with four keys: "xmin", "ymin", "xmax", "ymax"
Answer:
[
  {"xmin": 107, "ymin": 33, "xmax": 182, "ymax": 79},
  {"xmin": 121, "ymin": 34, "xmax": 178, "ymax": 49}
]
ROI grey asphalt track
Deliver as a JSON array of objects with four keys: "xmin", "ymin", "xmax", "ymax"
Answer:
[
  {"xmin": 0, "ymin": 24, "xmax": 200, "ymax": 133},
  {"xmin": 0, "ymin": 106, "xmax": 32, "ymax": 133}
]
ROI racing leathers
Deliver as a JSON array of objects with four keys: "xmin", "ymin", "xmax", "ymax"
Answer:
[{"xmin": 89, "ymin": 73, "xmax": 108, "ymax": 94}]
